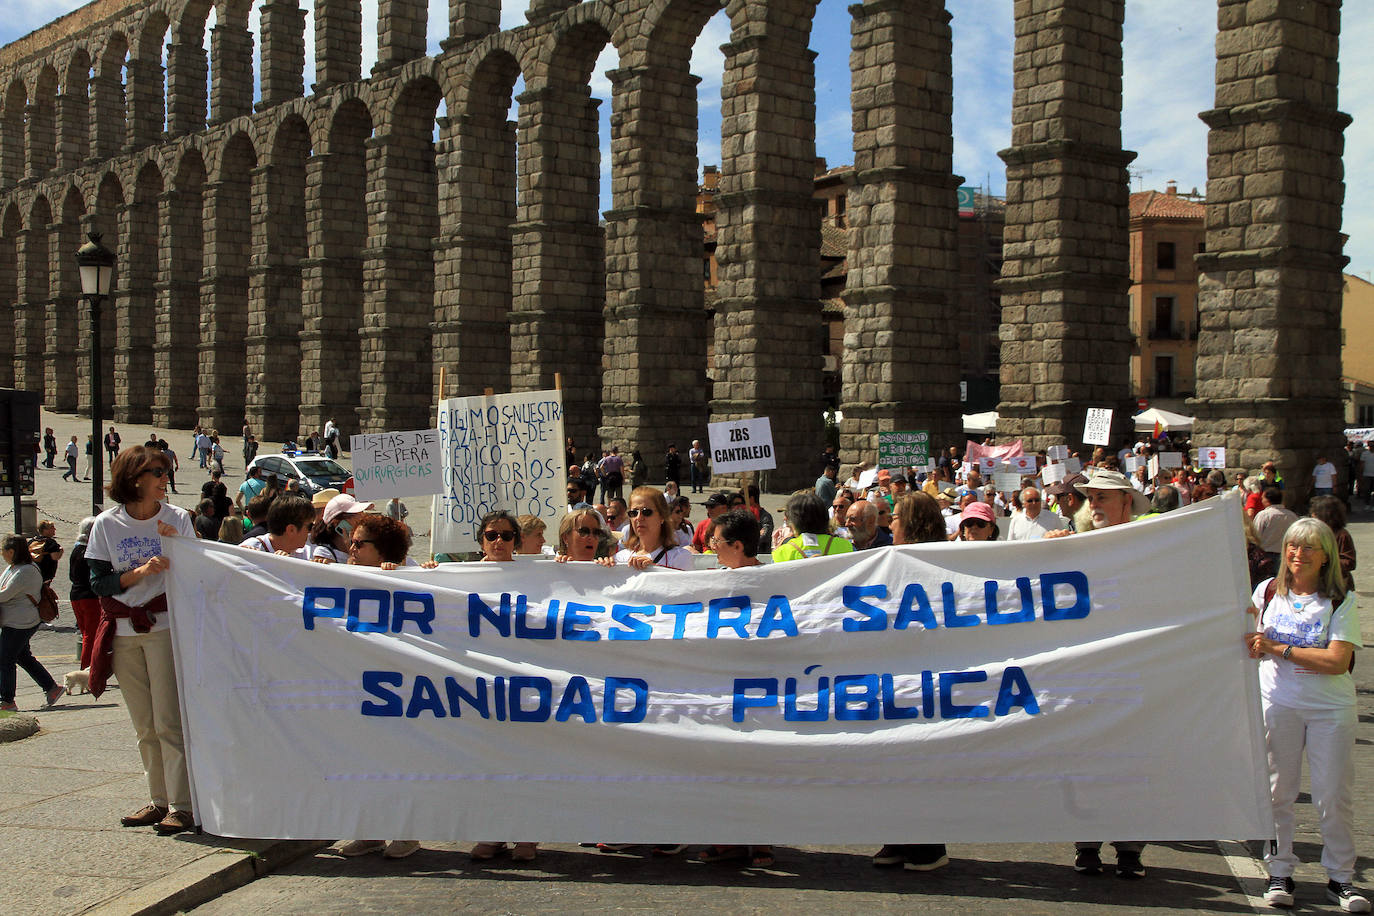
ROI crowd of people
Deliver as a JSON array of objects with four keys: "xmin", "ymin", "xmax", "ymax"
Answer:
[{"xmin": 0, "ymin": 431, "xmax": 1367, "ymax": 912}]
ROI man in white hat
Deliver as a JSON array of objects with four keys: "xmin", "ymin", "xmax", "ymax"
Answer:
[{"xmin": 1060, "ymin": 467, "xmax": 1150, "ymax": 879}]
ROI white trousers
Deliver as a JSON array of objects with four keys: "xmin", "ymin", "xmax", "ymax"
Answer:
[
  {"xmin": 112, "ymin": 627, "xmax": 190, "ymax": 811},
  {"xmin": 1263, "ymin": 700, "xmax": 1357, "ymax": 882}
]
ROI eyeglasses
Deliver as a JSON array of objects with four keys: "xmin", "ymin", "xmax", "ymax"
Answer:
[
  {"xmin": 626, "ymin": 508, "xmax": 655, "ymax": 518},
  {"xmin": 482, "ymin": 530, "xmax": 516, "ymax": 542},
  {"xmin": 141, "ymin": 467, "xmax": 168, "ymax": 478},
  {"xmin": 1023, "ymin": 497, "xmax": 1041, "ymax": 503},
  {"xmin": 1287, "ymin": 544, "xmax": 1323, "ymax": 555},
  {"xmin": 575, "ymin": 526, "xmax": 597, "ymax": 537},
  {"xmin": 349, "ymin": 539, "xmax": 376, "ymax": 550},
  {"xmin": 964, "ymin": 519, "xmax": 992, "ymax": 529}
]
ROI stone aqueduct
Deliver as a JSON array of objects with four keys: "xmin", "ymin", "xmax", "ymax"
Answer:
[{"xmin": 0, "ymin": 0, "xmax": 1349, "ymax": 491}]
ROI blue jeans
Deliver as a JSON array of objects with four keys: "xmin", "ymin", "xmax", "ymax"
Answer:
[{"xmin": 1, "ymin": 624, "xmax": 56, "ymax": 703}]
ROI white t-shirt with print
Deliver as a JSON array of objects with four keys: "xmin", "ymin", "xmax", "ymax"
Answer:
[
  {"xmin": 614, "ymin": 545, "xmax": 693, "ymax": 570},
  {"xmin": 1312, "ymin": 461, "xmax": 1337, "ymax": 488},
  {"xmin": 85, "ymin": 503, "xmax": 195, "ymax": 636},
  {"xmin": 239, "ymin": 534, "xmax": 309, "ymax": 560},
  {"xmin": 1252, "ymin": 578, "xmax": 1361, "ymax": 710}
]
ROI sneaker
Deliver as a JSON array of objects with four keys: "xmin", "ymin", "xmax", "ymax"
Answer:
[
  {"xmin": 382, "ymin": 840, "xmax": 421, "ymax": 859},
  {"xmin": 871, "ymin": 844, "xmax": 906, "ymax": 867},
  {"xmin": 1074, "ymin": 848, "xmax": 1103, "ymax": 874},
  {"xmin": 45, "ymin": 685, "xmax": 65, "ymax": 707},
  {"xmin": 1263, "ymin": 875, "xmax": 1294, "ymax": 907},
  {"xmin": 339, "ymin": 840, "xmax": 385, "ymax": 857},
  {"xmin": 1329, "ymin": 880, "xmax": 1372, "ymax": 913},
  {"xmin": 154, "ymin": 809, "xmax": 197, "ymax": 835},
  {"xmin": 903, "ymin": 844, "xmax": 949, "ymax": 871},
  {"xmin": 1115, "ymin": 850, "xmax": 1145, "ymax": 880}
]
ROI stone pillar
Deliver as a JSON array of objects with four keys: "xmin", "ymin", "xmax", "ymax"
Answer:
[
  {"xmin": 314, "ymin": 0, "xmax": 363, "ymax": 90},
  {"xmin": 25, "ymin": 100, "xmax": 56, "ymax": 179},
  {"xmin": 432, "ymin": 113, "xmax": 514, "ymax": 404},
  {"xmin": 246, "ymin": 163, "xmax": 305, "ymax": 440},
  {"xmin": 444, "ymin": 0, "xmax": 499, "ymax": 46},
  {"xmin": 165, "ymin": 42, "xmax": 208, "ymax": 136},
  {"xmin": 1, "ymin": 109, "xmax": 23, "ymax": 189},
  {"xmin": 45, "ymin": 217, "xmax": 80, "ymax": 412},
  {"xmin": 199, "ymin": 180, "xmax": 250, "ymax": 431},
  {"xmin": 995, "ymin": 0, "xmax": 1135, "ymax": 451},
  {"xmin": 153, "ymin": 187, "xmax": 202, "ymax": 428},
  {"xmin": 711, "ymin": 15, "xmax": 824, "ymax": 490},
  {"xmin": 359, "ymin": 134, "xmax": 434, "ymax": 431},
  {"xmin": 210, "ymin": 25, "xmax": 254, "ymax": 125},
  {"xmin": 0, "ymin": 228, "xmax": 14, "ymax": 387},
  {"xmin": 599, "ymin": 64, "xmax": 709, "ymax": 462},
  {"xmin": 525, "ymin": 0, "xmax": 576, "ymax": 23},
  {"xmin": 14, "ymin": 226, "xmax": 46, "ymax": 396},
  {"xmin": 374, "ymin": 0, "xmax": 428, "ymax": 74},
  {"xmin": 1190, "ymin": 0, "xmax": 1349, "ymax": 500},
  {"xmin": 509, "ymin": 85, "xmax": 604, "ymax": 448},
  {"xmin": 300, "ymin": 151, "xmax": 365, "ymax": 433},
  {"xmin": 114, "ymin": 201, "xmax": 155, "ymax": 423},
  {"xmin": 258, "ymin": 1, "xmax": 306, "ymax": 110},
  {"xmin": 88, "ymin": 72, "xmax": 125, "ymax": 161},
  {"xmin": 55, "ymin": 91, "xmax": 89, "ymax": 171},
  {"xmin": 840, "ymin": 0, "xmax": 961, "ymax": 460},
  {"xmin": 124, "ymin": 57, "xmax": 164, "ymax": 150}
]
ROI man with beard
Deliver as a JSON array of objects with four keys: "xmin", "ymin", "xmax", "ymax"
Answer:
[{"xmin": 1049, "ymin": 469, "xmax": 1151, "ymax": 879}]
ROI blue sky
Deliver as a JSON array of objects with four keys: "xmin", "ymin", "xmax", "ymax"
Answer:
[{"xmin": 4, "ymin": 0, "xmax": 1373, "ymax": 277}]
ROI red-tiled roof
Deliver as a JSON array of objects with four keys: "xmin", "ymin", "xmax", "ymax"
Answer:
[{"xmin": 1131, "ymin": 190, "xmax": 1205, "ymax": 220}]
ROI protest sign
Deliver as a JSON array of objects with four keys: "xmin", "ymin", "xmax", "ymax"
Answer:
[
  {"xmin": 1042, "ymin": 463, "xmax": 1066, "ymax": 485},
  {"xmin": 1047, "ymin": 445, "xmax": 1071, "ymax": 462},
  {"xmin": 1158, "ymin": 451, "xmax": 1184, "ymax": 469},
  {"xmin": 1082, "ymin": 408, "xmax": 1113, "ymax": 446},
  {"xmin": 349, "ymin": 430, "xmax": 441, "ymax": 500},
  {"xmin": 1009, "ymin": 455, "xmax": 1037, "ymax": 474},
  {"xmin": 1123, "ymin": 455, "xmax": 1143, "ymax": 474},
  {"xmin": 1148, "ymin": 456, "xmax": 1160, "ymax": 479},
  {"xmin": 878, "ymin": 431, "xmax": 930, "ymax": 467},
  {"xmin": 993, "ymin": 471, "xmax": 1022, "ymax": 493},
  {"xmin": 707, "ymin": 417, "xmax": 776, "ymax": 474},
  {"xmin": 976, "ymin": 456, "xmax": 998, "ymax": 475},
  {"xmin": 857, "ymin": 467, "xmax": 879, "ymax": 491},
  {"xmin": 166, "ymin": 498, "xmax": 1271, "ymax": 845},
  {"xmin": 1199, "ymin": 447, "xmax": 1227, "ymax": 469},
  {"xmin": 1064, "ymin": 457, "xmax": 1082, "ymax": 474},
  {"xmin": 431, "ymin": 390, "xmax": 565, "ymax": 554}
]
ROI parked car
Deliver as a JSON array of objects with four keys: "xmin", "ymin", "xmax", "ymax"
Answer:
[{"xmin": 246, "ymin": 452, "xmax": 351, "ymax": 497}]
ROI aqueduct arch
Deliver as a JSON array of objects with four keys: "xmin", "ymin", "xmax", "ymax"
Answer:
[{"xmin": 0, "ymin": 0, "xmax": 1350, "ymax": 490}]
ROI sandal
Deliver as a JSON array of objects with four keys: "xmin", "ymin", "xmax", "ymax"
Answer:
[
  {"xmin": 698, "ymin": 845, "xmax": 751, "ymax": 864},
  {"xmin": 471, "ymin": 842, "xmax": 507, "ymax": 860}
]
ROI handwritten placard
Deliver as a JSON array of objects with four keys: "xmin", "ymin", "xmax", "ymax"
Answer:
[
  {"xmin": 1123, "ymin": 455, "xmax": 1143, "ymax": 473},
  {"xmin": 878, "ymin": 430, "xmax": 930, "ymax": 467},
  {"xmin": 707, "ymin": 417, "xmax": 777, "ymax": 474},
  {"xmin": 349, "ymin": 430, "xmax": 441, "ymax": 500},
  {"xmin": 432, "ymin": 390, "xmax": 566, "ymax": 554},
  {"xmin": 1047, "ymin": 445, "xmax": 1070, "ymax": 462},
  {"xmin": 1083, "ymin": 408, "xmax": 1113, "ymax": 446}
]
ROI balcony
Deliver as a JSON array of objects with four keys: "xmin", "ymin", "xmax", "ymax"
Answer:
[{"xmin": 1147, "ymin": 324, "xmax": 1191, "ymax": 341}]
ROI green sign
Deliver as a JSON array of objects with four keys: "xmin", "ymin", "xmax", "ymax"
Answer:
[
  {"xmin": 878, "ymin": 430, "xmax": 930, "ymax": 467},
  {"xmin": 957, "ymin": 186, "xmax": 977, "ymax": 215}
]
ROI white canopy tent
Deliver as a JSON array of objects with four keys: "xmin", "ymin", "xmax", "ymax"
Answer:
[
  {"xmin": 962, "ymin": 411, "xmax": 999, "ymax": 434},
  {"xmin": 1133, "ymin": 407, "xmax": 1194, "ymax": 433}
]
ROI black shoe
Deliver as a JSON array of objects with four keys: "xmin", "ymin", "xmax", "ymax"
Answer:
[
  {"xmin": 871, "ymin": 844, "xmax": 906, "ymax": 867},
  {"xmin": 1264, "ymin": 875, "xmax": 1294, "ymax": 907},
  {"xmin": 1328, "ymin": 880, "xmax": 1372, "ymax": 912},
  {"xmin": 903, "ymin": 844, "xmax": 948, "ymax": 871},
  {"xmin": 1115, "ymin": 850, "xmax": 1145, "ymax": 879},
  {"xmin": 1074, "ymin": 848, "xmax": 1103, "ymax": 874}
]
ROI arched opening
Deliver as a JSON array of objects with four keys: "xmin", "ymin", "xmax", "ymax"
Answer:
[
  {"xmin": 156, "ymin": 151, "xmax": 206, "ymax": 428},
  {"xmin": 91, "ymin": 32, "xmax": 129, "ymax": 159},
  {"xmin": 130, "ymin": 11, "xmax": 170, "ymax": 147},
  {"xmin": 51, "ymin": 186, "xmax": 87, "ymax": 412},
  {"xmin": 201, "ymin": 132, "xmax": 256, "ymax": 431},
  {"xmin": 2, "ymin": 79, "xmax": 27, "ymax": 188},
  {"xmin": 59, "ymin": 49, "xmax": 92, "ymax": 169},
  {"xmin": 169, "ymin": 0, "xmax": 212, "ymax": 134},
  {"xmin": 116, "ymin": 163, "xmax": 162, "ymax": 422},
  {"xmin": 17, "ymin": 196, "xmax": 51, "ymax": 395},
  {"xmin": 0, "ymin": 205, "xmax": 18, "ymax": 387},
  {"xmin": 29, "ymin": 67, "xmax": 59, "ymax": 178}
]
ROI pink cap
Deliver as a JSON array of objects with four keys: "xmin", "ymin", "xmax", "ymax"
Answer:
[
  {"xmin": 323, "ymin": 493, "xmax": 374, "ymax": 524},
  {"xmin": 960, "ymin": 501, "xmax": 996, "ymax": 526}
]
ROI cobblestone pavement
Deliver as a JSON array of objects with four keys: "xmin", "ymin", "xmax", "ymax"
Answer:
[{"xmin": 7, "ymin": 408, "xmax": 1374, "ymax": 914}]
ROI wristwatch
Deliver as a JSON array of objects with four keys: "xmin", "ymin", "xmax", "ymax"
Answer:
[{"xmin": 1282, "ymin": 645, "xmax": 1294, "ymax": 660}]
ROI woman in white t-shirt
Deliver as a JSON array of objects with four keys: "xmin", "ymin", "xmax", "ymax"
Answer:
[
  {"xmin": 1246, "ymin": 518, "xmax": 1367, "ymax": 911},
  {"xmin": 84, "ymin": 445, "xmax": 197, "ymax": 835},
  {"xmin": 615, "ymin": 487, "xmax": 692, "ymax": 570}
]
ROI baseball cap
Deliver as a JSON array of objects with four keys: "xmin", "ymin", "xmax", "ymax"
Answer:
[{"xmin": 323, "ymin": 493, "xmax": 374, "ymax": 524}]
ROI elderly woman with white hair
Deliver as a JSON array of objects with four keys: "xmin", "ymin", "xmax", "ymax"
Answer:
[{"xmin": 1246, "ymin": 518, "xmax": 1368, "ymax": 911}]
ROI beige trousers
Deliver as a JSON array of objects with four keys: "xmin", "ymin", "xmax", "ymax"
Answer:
[{"xmin": 112, "ymin": 627, "xmax": 190, "ymax": 811}]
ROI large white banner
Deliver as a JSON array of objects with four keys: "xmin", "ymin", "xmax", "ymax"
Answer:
[
  {"xmin": 166, "ymin": 497, "xmax": 1273, "ymax": 844},
  {"xmin": 431, "ymin": 390, "xmax": 565, "ymax": 554}
]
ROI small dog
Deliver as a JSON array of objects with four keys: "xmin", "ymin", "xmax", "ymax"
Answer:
[{"xmin": 63, "ymin": 669, "xmax": 91, "ymax": 696}]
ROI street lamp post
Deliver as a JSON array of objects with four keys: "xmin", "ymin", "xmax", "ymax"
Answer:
[{"xmin": 76, "ymin": 232, "xmax": 115, "ymax": 518}]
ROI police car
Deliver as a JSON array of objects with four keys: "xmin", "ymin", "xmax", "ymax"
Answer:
[{"xmin": 245, "ymin": 452, "xmax": 351, "ymax": 497}]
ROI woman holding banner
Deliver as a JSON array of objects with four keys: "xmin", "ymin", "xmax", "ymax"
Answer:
[
  {"xmin": 469, "ymin": 510, "xmax": 541, "ymax": 862},
  {"xmin": 616, "ymin": 489, "xmax": 692, "ymax": 570},
  {"xmin": 84, "ymin": 446, "xmax": 197, "ymax": 835},
  {"xmin": 1247, "ymin": 519, "xmax": 1368, "ymax": 912}
]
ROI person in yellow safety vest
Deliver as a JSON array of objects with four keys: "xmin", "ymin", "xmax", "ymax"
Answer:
[{"xmin": 772, "ymin": 493, "xmax": 854, "ymax": 562}]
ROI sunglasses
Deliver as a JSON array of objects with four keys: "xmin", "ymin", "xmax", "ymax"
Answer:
[
  {"xmin": 141, "ymin": 467, "xmax": 168, "ymax": 478},
  {"xmin": 964, "ymin": 519, "xmax": 992, "ymax": 529},
  {"xmin": 575, "ymin": 526, "xmax": 597, "ymax": 537},
  {"xmin": 482, "ymin": 530, "xmax": 516, "ymax": 542},
  {"xmin": 626, "ymin": 508, "xmax": 655, "ymax": 518},
  {"xmin": 349, "ymin": 539, "xmax": 376, "ymax": 550}
]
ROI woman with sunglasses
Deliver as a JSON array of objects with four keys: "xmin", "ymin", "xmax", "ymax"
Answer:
[
  {"xmin": 616, "ymin": 488, "xmax": 692, "ymax": 570},
  {"xmin": 555, "ymin": 509, "xmax": 614, "ymax": 563},
  {"xmin": 469, "ymin": 509, "xmax": 540, "ymax": 862},
  {"xmin": 669, "ymin": 495, "xmax": 695, "ymax": 549},
  {"xmin": 955, "ymin": 501, "xmax": 999, "ymax": 541},
  {"xmin": 84, "ymin": 445, "xmax": 197, "ymax": 835}
]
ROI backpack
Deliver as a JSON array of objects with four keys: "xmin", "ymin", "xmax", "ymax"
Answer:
[{"xmin": 27, "ymin": 576, "xmax": 59, "ymax": 623}]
